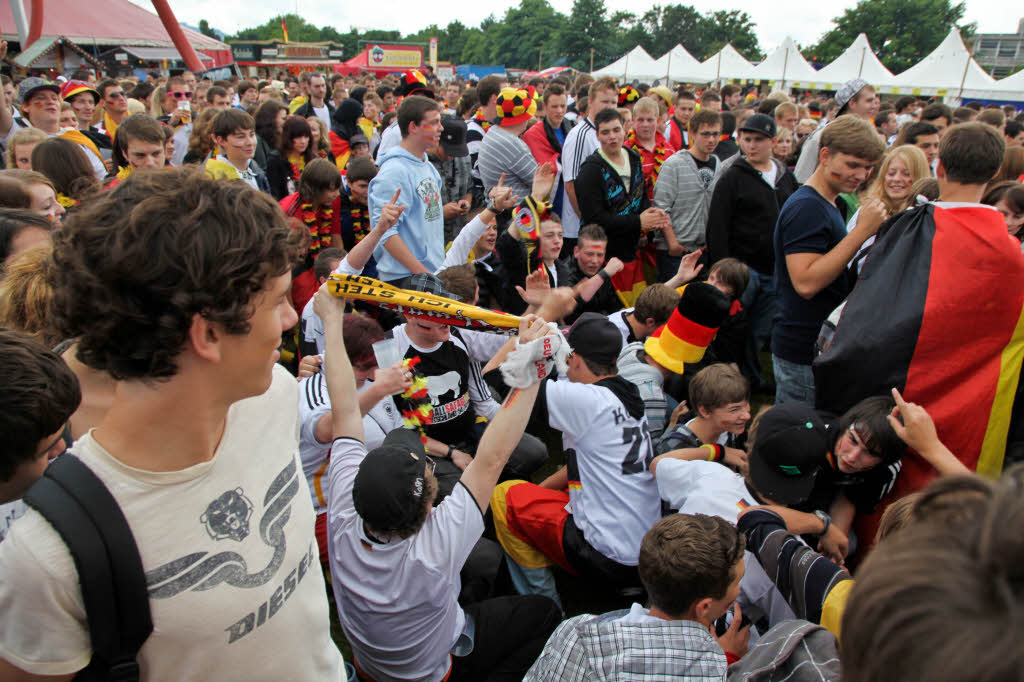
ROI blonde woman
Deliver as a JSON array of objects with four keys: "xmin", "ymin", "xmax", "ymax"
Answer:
[
  {"xmin": 848, "ymin": 145, "xmax": 930, "ymax": 271},
  {"xmin": 5, "ymin": 127, "xmax": 47, "ymax": 170},
  {"xmin": 148, "ymin": 85, "xmax": 166, "ymax": 118},
  {"xmin": 773, "ymin": 126, "xmax": 794, "ymax": 166}
]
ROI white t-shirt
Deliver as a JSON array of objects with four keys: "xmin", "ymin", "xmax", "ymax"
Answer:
[
  {"xmin": 0, "ymin": 500, "xmax": 25, "ymax": 543},
  {"xmin": 300, "ymin": 296, "xmax": 325, "ymax": 356},
  {"xmin": 759, "ymin": 162, "xmax": 778, "ymax": 188},
  {"xmin": 298, "ymin": 370, "xmax": 404, "ymax": 515},
  {"xmin": 654, "ymin": 458, "xmax": 796, "ymax": 629},
  {"xmin": 328, "ymin": 437, "xmax": 483, "ymax": 681},
  {"xmin": 616, "ymin": 602, "xmax": 663, "ymax": 624},
  {"xmin": 0, "ymin": 365, "xmax": 344, "ymax": 679},
  {"xmin": 376, "ymin": 121, "xmax": 401, "ymax": 158},
  {"xmin": 313, "ymin": 105, "xmax": 332, "ymax": 131},
  {"xmin": 560, "ymin": 118, "xmax": 599, "ymax": 239},
  {"xmin": 608, "ymin": 308, "xmax": 635, "ymax": 345},
  {"xmin": 545, "ymin": 378, "xmax": 661, "ymax": 565}
]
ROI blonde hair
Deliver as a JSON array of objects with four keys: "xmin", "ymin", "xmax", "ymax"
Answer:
[
  {"xmin": 633, "ymin": 97, "xmax": 659, "ymax": 118},
  {"xmin": 149, "ymin": 85, "xmax": 166, "ymax": 117},
  {"xmin": 774, "ymin": 102, "xmax": 798, "ymax": 120},
  {"xmin": 865, "ymin": 145, "xmax": 930, "ymax": 214},
  {"xmin": 0, "ymin": 243, "xmax": 60, "ymax": 346},
  {"xmin": 5, "ymin": 127, "xmax": 47, "ymax": 168},
  {"xmin": 126, "ymin": 98, "xmax": 146, "ymax": 115},
  {"xmin": 796, "ymin": 119, "xmax": 817, "ymax": 135}
]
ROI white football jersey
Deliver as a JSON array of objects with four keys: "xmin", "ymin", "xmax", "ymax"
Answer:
[
  {"xmin": 298, "ymin": 371, "xmax": 403, "ymax": 515},
  {"xmin": 544, "ymin": 376, "xmax": 661, "ymax": 566}
]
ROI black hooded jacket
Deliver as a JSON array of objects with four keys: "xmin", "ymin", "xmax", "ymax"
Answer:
[{"xmin": 706, "ymin": 156, "xmax": 800, "ymax": 274}]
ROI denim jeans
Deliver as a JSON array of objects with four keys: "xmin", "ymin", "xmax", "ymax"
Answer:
[
  {"xmin": 740, "ymin": 269, "xmax": 778, "ymax": 390},
  {"xmin": 772, "ymin": 354, "xmax": 816, "ymax": 405}
]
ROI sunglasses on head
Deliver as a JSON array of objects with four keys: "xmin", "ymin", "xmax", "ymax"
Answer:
[{"xmin": 170, "ymin": 91, "xmax": 193, "ymax": 99}]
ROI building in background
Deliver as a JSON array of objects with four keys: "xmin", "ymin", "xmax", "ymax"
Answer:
[{"xmin": 968, "ymin": 18, "xmax": 1024, "ymax": 78}]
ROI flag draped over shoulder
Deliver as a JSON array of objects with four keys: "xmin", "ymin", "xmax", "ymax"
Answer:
[
  {"xmin": 815, "ymin": 204, "xmax": 1024, "ymax": 493},
  {"xmin": 609, "ymin": 246, "xmax": 658, "ymax": 308},
  {"xmin": 326, "ymin": 274, "xmax": 521, "ymax": 333}
]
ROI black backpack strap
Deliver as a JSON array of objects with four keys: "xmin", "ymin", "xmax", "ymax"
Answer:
[{"xmin": 23, "ymin": 455, "xmax": 153, "ymax": 682}]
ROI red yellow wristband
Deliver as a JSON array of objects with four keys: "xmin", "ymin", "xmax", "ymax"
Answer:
[{"xmin": 700, "ymin": 443, "xmax": 724, "ymax": 462}]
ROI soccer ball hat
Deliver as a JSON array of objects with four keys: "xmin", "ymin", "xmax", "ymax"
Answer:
[
  {"xmin": 618, "ymin": 86, "xmax": 640, "ymax": 106},
  {"xmin": 496, "ymin": 86, "xmax": 537, "ymax": 126}
]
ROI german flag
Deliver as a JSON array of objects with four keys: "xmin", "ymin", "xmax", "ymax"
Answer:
[
  {"xmin": 281, "ymin": 17, "xmax": 289, "ymax": 43},
  {"xmin": 609, "ymin": 244, "xmax": 658, "ymax": 308},
  {"xmin": 815, "ymin": 204, "xmax": 1024, "ymax": 492}
]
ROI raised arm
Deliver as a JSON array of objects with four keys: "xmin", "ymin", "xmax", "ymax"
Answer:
[
  {"xmin": 459, "ymin": 316, "xmax": 551, "ymax": 510},
  {"xmin": 314, "ymin": 284, "xmax": 363, "ymax": 442},
  {"xmin": 336, "ymin": 189, "xmax": 405, "ymax": 275},
  {"xmin": 887, "ymin": 387, "xmax": 969, "ymax": 476},
  {"xmin": 0, "ymin": 42, "xmax": 13, "ymax": 139}
]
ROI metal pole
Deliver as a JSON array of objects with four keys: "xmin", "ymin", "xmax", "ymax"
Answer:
[
  {"xmin": 150, "ymin": 0, "xmax": 205, "ymax": 73},
  {"xmin": 590, "ymin": 48, "xmax": 595, "ymax": 73},
  {"xmin": 956, "ymin": 51, "xmax": 971, "ymax": 102},
  {"xmin": 780, "ymin": 46, "xmax": 790, "ymax": 91},
  {"xmin": 857, "ymin": 45, "xmax": 866, "ymax": 78}
]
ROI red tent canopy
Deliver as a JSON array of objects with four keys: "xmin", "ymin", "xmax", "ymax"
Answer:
[{"xmin": 0, "ymin": 0, "xmax": 232, "ymax": 66}]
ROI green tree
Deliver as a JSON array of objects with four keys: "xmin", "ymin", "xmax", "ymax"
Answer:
[
  {"xmin": 807, "ymin": 0, "xmax": 975, "ymax": 73},
  {"xmin": 635, "ymin": 5, "xmax": 704, "ymax": 59},
  {"xmin": 558, "ymin": 0, "xmax": 615, "ymax": 71},
  {"xmin": 487, "ymin": 0, "xmax": 563, "ymax": 68},
  {"xmin": 698, "ymin": 10, "xmax": 759, "ymax": 61},
  {"xmin": 229, "ymin": 14, "xmax": 344, "ymax": 43},
  {"xmin": 198, "ymin": 19, "xmax": 219, "ymax": 40}
]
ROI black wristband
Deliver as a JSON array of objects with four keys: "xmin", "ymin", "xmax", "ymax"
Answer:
[
  {"xmin": 598, "ymin": 269, "xmax": 611, "ymax": 282},
  {"xmin": 447, "ymin": 444, "xmax": 455, "ymax": 458}
]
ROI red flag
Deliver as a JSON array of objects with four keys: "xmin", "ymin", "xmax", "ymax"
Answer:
[{"xmin": 281, "ymin": 17, "xmax": 289, "ymax": 43}]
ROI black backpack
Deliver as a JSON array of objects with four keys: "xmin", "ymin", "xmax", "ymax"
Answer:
[{"xmin": 22, "ymin": 454, "xmax": 153, "ymax": 682}]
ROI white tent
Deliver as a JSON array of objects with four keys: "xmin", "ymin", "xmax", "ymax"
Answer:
[
  {"xmin": 984, "ymin": 68, "xmax": 1024, "ymax": 102},
  {"xmin": 888, "ymin": 28, "xmax": 996, "ymax": 99},
  {"xmin": 592, "ymin": 45, "xmax": 663, "ymax": 82},
  {"xmin": 750, "ymin": 37, "xmax": 818, "ymax": 89},
  {"xmin": 802, "ymin": 33, "xmax": 896, "ymax": 90},
  {"xmin": 701, "ymin": 43, "xmax": 757, "ymax": 82},
  {"xmin": 652, "ymin": 44, "xmax": 710, "ymax": 83}
]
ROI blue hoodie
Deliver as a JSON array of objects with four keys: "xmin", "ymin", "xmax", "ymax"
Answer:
[{"xmin": 369, "ymin": 146, "xmax": 445, "ymax": 281}]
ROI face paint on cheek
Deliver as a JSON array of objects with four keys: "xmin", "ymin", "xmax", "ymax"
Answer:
[{"xmin": 830, "ymin": 171, "xmax": 842, "ymax": 180}]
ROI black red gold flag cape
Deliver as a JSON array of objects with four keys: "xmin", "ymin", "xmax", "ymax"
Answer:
[
  {"xmin": 815, "ymin": 204, "xmax": 1024, "ymax": 496},
  {"xmin": 326, "ymin": 274, "xmax": 521, "ymax": 333}
]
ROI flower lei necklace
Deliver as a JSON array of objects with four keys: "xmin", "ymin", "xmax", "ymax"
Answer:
[
  {"xmin": 626, "ymin": 129, "xmax": 671, "ymax": 197},
  {"xmin": 398, "ymin": 356, "xmax": 433, "ymax": 443},
  {"xmin": 299, "ymin": 201, "xmax": 334, "ymax": 255}
]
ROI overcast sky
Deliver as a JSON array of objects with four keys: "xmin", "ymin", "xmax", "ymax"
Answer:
[{"xmin": 150, "ymin": 0, "xmax": 1022, "ymax": 54}]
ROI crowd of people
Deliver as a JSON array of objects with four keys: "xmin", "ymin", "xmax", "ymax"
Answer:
[{"xmin": 1, "ymin": 53, "xmax": 1023, "ymax": 682}]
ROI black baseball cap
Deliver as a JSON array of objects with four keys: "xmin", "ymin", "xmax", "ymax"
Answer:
[
  {"xmin": 738, "ymin": 113, "xmax": 777, "ymax": 139},
  {"xmin": 567, "ymin": 312, "xmax": 622, "ymax": 367},
  {"xmin": 440, "ymin": 116, "xmax": 469, "ymax": 157},
  {"xmin": 747, "ymin": 403, "xmax": 831, "ymax": 505},
  {"xmin": 352, "ymin": 428, "xmax": 432, "ymax": 531}
]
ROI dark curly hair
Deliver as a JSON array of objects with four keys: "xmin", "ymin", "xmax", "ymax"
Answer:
[{"xmin": 49, "ymin": 167, "xmax": 299, "ymax": 380}]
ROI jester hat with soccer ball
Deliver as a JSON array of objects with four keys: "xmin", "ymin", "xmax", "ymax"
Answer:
[{"xmin": 495, "ymin": 86, "xmax": 537, "ymax": 126}]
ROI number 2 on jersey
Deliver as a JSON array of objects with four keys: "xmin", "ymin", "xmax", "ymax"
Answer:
[{"xmin": 620, "ymin": 424, "xmax": 654, "ymax": 475}]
